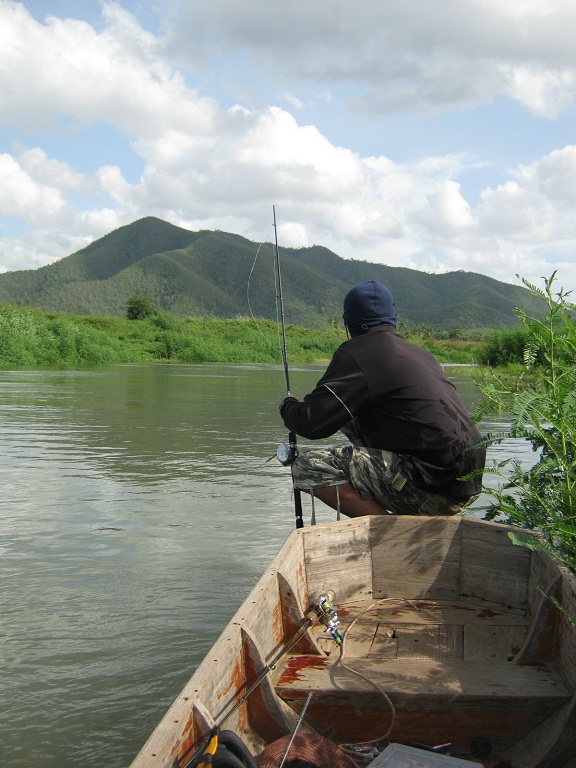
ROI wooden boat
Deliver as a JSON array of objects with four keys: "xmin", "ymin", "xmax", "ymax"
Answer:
[{"xmin": 130, "ymin": 515, "xmax": 576, "ymax": 768}]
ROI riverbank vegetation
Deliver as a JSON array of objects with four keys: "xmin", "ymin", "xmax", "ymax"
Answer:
[
  {"xmin": 473, "ymin": 273, "xmax": 576, "ymax": 575},
  {"xmin": 0, "ymin": 302, "xmax": 484, "ymax": 367}
]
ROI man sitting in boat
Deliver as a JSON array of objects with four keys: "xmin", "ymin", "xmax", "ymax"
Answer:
[{"xmin": 279, "ymin": 280, "xmax": 485, "ymax": 518}]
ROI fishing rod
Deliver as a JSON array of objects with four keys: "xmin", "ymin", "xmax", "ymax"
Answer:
[
  {"xmin": 272, "ymin": 205, "xmax": 304, "ymax": 529},
  {"xmin": 181, "ymin": 593, "xmax": 343, "ymax": 767}
]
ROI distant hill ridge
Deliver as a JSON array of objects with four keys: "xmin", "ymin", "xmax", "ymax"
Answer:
[{"xmin": 0, "ymin": 216, "xmax": 542, "ymax": 329}]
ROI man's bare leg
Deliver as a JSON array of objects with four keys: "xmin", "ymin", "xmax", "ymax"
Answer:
[{"xmin": 311, "ymin": 483, "xmax": 388, "ymax": 518}]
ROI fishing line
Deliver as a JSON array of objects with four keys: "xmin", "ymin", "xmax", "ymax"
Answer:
[
  {"xmin": 245, "ymin": 208, "xmax": 304, "ymax": 529},
  {"xmin": 272, "ymin": 205, "xmax": 292, "ymax": 396},
  {"xmin": 271, "ymin": 205, "xmax": 304, "ymax": 529},
  {"xmin": 246, "ymin": 222, "xmax": 284, "ymax": 361}
]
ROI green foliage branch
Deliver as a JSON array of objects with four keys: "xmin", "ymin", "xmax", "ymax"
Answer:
[{"xmin": 472, "ymin": 273, "xmax": 576, "ymax": 572}]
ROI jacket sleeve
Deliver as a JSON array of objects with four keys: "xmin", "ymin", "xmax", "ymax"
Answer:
[{"xmin": 280, "ymin": 349, "xmax": 369, "ymax": 439}]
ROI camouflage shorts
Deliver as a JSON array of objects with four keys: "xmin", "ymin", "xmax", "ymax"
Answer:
[{"xmin": 291, "ymin": 444, "xmax": 474, "ymax": 516}]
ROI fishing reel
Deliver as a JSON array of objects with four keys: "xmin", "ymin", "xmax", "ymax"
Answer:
[
  {"xmin": 312, "ymin": 592, "xmax": 344, "ymax": 646},
  {"xmin": 276, "ymin": 442, "xmax": 293, "ymax": 466},
  {"xmin": 276, "ymin": 432, "xmax": 298, "ymax": 467}
]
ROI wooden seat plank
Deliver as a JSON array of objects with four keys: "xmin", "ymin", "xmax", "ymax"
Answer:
[
  {"xmin": 275, "ymin": 655, "xmax": 570, "ymax": 750},
  {"xmin": 275, "ymin": 655, "xmax": 569, "ymax": 699}
]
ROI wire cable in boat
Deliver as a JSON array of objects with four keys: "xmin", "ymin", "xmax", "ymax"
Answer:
[{"xmin": 335, "ymin": 598, "xmax": 420, "ymax": 764}]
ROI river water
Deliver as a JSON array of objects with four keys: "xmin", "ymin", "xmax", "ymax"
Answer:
[{"xmin": 0, "ymin": 363, "xmax": 533, "ymax": 767}]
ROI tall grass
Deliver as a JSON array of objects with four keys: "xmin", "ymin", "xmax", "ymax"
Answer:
[
  {"xmin": 0, "ymin": 306, "xmax": 346, "ymax": 366},
  {"xmin": 0, "ymin": 306, "xmax": 129, "ymax": 365},
  {"xmin": 0, "ymin": 304, "xmax": 483, "ymax": 368}
]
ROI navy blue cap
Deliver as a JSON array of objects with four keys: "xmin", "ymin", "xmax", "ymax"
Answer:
[{"xmin": 343, "ymin": 281, "xmax": 398, "ymax": 337}]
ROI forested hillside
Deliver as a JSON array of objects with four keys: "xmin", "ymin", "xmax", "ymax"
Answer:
[{"xmin": 0, "ymin": 217, "xmax": 543, "ymax": 330}]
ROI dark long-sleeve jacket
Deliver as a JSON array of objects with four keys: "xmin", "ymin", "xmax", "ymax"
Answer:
[{"xmin": 280, "ymin": 326, "xmax": 485, "ymax": 500}]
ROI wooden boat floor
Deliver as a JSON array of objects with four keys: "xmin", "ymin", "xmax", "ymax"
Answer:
[
  {"xmin": 314, "ymin": 597, "xmax": 532, "ymax": 661},
  {"xmin": 274, "ymin": 598, "xmax": 570, "ymax": 748}
]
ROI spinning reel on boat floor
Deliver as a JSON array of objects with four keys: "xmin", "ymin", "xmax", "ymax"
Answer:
[{"xmin": 311, "ymin": 592, "xmax": 344, "ymax": 646}]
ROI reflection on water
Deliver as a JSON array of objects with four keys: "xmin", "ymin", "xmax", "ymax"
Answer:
[{"xmin": 0, "ymin": 363, "xmax": 533, "ymax": 767}]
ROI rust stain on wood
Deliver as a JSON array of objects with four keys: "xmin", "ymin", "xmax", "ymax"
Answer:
[
  {"xmin": 477, "ymin": 608, "xmax": 502, "ymax": 619},
  {"xmin": 177, "ymin": 712, "xmax": 198, "ymax": 768},
  {"xmin": 276, "ymin": 656, "xmax": 329, "ymax": 685}
]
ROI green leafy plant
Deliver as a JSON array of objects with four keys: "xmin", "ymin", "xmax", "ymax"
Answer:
[
  {"xmin": 473, "ymin": 273, "xmax": 576, "ymax": 572},
  {"xmin": 126, "ymin": 295, "xmax": 156, "ymax": 320},
  {"xmin": 476, "ymin": 325, "xmax": 531, "ymax": 367}
]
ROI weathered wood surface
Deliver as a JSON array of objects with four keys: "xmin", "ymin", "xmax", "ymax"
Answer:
[
  {"xmin": 275, "ymin": 655, "xmax": 570, "ymax": 749},
  {"xmin": 275, "ymin": 655, "xmax": 569, "ymax": 698},
  {"xmin": 505, "ymin": 693, "xmax": 576, "ymax": 768},
  {"xmin": 303, "ymin": 517, "xmax": 373, "ymax": 603},
  {"xmin": 130, "ymin": 515, "xmax": 576, "ymax": 768},
  {"xmin": 460, "ymin": 518, "xmax": 531, "ymax": 610},
  {"xmin": 130, "ymin": 528, "xmax": 309, "ymax": 767},
  {"xmin": 331, "ymin": 598, "xmax": 529, "ymax": 661},
  {"xmin": 556, "ymin": 567, "xmax": 576, "ymax": 691},
  {"xmin": 370, "ymin": 516, "xmax": 462, "ymax": 600}
]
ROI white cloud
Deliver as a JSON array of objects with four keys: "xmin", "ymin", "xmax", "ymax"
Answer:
[
  {"xmin": 505, "ymin": 66, "xmax": 576, "ymax": 119},
  {"xmin": 0, "ymin": 0, "xmax": 575, "ymax": 298},
  {"xmin": 479, "ymin": 147, "xmax": 576, "ymax": 243},
  {"xmin": 0, "ymin": 152, "xmax": 68, "ymax": 221},
  {"xmin": 413, "ymin": 181, "xmax": 475, "ymax": 237},
  {"xmin": 18, "ymin": 148, "xmax": 92, "ymax": 193},
  {"xmin": 165, "ymin": 0, "xmax": 576, "ymax": 118},
  {"xmin": 0, "ymin": 0, "xmax": 217, "ymax": 135},
  {"xmin": 515, "ymin": 145, "xmax": 576, "ymax": 204}
]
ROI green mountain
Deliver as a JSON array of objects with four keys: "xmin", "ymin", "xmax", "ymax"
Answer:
[{"xmin": 0, "ymin": 216, "xmax": 543, "ymax": 329}]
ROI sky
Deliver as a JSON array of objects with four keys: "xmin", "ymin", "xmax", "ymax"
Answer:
[{"xmin": 1, "ymin": 0, "xmax": 576, "ymax": 299}]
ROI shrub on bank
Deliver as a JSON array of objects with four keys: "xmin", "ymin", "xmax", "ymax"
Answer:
[
  {"xmin": 473, "ymin": 273, "xmax": 576, "ymax": 573},
  {"xmin": 476, "ymin": 325, "xmax": 535, "ymax": 367}
]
